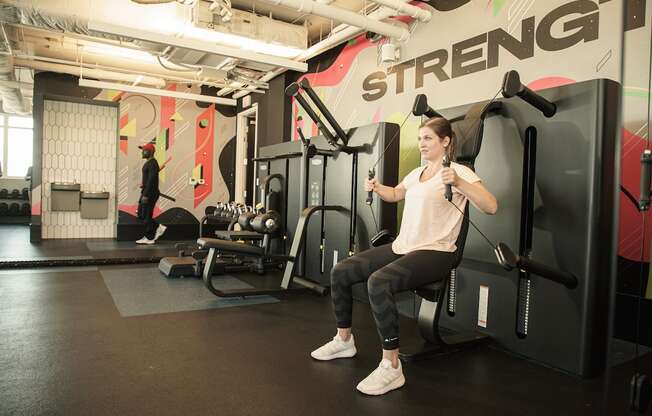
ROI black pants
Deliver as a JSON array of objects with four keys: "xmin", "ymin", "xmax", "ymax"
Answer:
[
  {"xmin": 330, "ymin": 244, "xmax": 455, "ymax": 350},
  {"xmin": 141, "ymin": 195, "xmax": 159, "ymax": 240}
]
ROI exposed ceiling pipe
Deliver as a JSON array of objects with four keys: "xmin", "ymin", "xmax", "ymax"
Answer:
[
  {"xmin": 130, "ymin": 0, "xmax": 176, "ymax": 3},
  {"xmin": 261, "ymin": 0, "xmax": 410, "ymax": 41},
  {"xmin": 130, "ymin": 0, "xmax": 200, "ymax": 4},
  {"xmin": 13, "ymin": 58, "xmax": 167, "ymax": 88},
  {"xmin": 371, "ymin": 0, "xmax": 431, "ymax": 22},
  {"xmin": 15, "ymin": 55, "xmax": 265, "ymax": 93},
  {"xmin": 225, "ymin": 4, "xmax": 402, "ymax": 98}
]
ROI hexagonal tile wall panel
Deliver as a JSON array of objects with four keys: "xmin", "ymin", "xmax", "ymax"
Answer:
[{"xmin": 42, "ymin": 100, "xmax": 118, "ymax": 239}]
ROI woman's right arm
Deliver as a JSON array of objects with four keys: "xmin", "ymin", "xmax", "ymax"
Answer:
[{"xmin": 365, "ymin": 178, "xmax": 406, "ymax": 203}]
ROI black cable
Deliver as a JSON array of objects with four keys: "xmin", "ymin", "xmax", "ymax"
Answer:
[
  {"xmin": 369, "ymin": 204, "xmax": 379, "ymax": 233},
  {"xmin": 437, "ymin": 87, "xmax": 504, "ymax": 252},
  {"xmin": 370, "ymin": 112, "xmax": 412, "ymax": 173},
  {"xmin": 621, "ymin": 184, "xmax": 641, "ymax": 210},
  {"xmin": 366, "ymin": 87, "xmax": 503, "ymax": 238},
  {"xmin": 366, "ymin": 112, "xmax": 413, "ymax": 235},
  {"xmin": 446, "ymin": 198, "xmax": 498, "ymax": 251}
]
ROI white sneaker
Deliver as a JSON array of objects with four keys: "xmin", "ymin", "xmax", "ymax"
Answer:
[
  {"xmin": 310, "ymin": 334, "xmax": 357, "ymax": 361},
  {"xmin": 356, "ymin": 359, "xmax": 405, "ymax": 396},
  {"xmin": 154, "ymin": 224, "xmax": 167, "ymax": 241},
  {"xmin": 136, "ymin": 238, "xmax": 156, "ymax": 245}
]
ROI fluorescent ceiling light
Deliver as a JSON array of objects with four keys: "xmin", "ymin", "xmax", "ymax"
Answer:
[
  {"xmin": 79, "ymin": 78, "xmax": 236, "ymax": 106},
  {"xmin": 181, "ymin": 26, "xmax": 304, "ymax": 59},
  {"xmin": 83, "ymin": 43, "xmax": 158, "ymax": 63},
  {"xmin": 88, "ymin": 20, "xmax": 307, "ymax": 73}
]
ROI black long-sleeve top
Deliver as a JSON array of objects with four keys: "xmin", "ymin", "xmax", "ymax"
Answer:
[{"xmin": 141, "ymin": 158, "xmax": 160, "ymax": 198}]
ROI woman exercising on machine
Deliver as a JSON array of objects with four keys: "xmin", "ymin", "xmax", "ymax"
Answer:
[{"xmin": 310, "ymin": 117, "xmax": 498, "ymax": 395}]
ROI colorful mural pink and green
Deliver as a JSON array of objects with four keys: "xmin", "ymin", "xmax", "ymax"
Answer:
[{"xmin": 95, "ymin": 84, "xmax": 236, "ymax": 230}]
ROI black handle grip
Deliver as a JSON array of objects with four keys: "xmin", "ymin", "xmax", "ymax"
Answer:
[
  {"xmin": 516, "ymin": 256, "xmax": 578, "ymax": 289},
  {"xmin": 442, "ymin": 156, "xmax": 452, "ymax": 202},
  {"xmin": 519, "ymin": 87, "xmax": 557, "ymax": 118},
  {"xmin": 495, "ymin": 243, "xmax": 577, "ymax": 289},
  {"xmin": 297, "ymin": 127, "xmax": 308, "ymax": 145},
  {"xmin": 366, "ymin": 168, "xmax": 375, "ymax": 205},
  {"xmin": 502, "ymin": 70, "xmax": 556, "ymax": 118},
  {"xmin": 640, "ymin": 150, "xmax": 652, "ymax": 211},
  {"xmin": 411, "ymin": 94, "xmax": 442, "ymax": 118}
]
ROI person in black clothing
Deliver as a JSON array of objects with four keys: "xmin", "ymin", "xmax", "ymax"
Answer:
[{"xmin": 137, "ymin": 143, "xmax": 166, "ymax": 244}]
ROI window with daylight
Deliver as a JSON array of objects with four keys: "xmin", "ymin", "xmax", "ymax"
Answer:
[{"xmin": 1, "ymin": 115, "xmax": 33, "ymax": 178}]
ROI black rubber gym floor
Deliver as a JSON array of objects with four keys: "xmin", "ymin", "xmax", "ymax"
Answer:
[
  {"xmin": 0, "ymin": 225, "xmax": 649, "ymax": 415},
  {"xmin": 0, "ymin": 225, "xmax": 180, "ymax": 261}
]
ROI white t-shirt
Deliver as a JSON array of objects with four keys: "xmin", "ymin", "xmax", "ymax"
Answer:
[{"xmin": 391, "ymin": 162, "xmax": 481, "ymax": 254}]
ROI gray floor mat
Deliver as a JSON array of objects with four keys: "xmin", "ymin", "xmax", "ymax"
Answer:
[{"xmin": 100, "ymin": 265, "xmax": 278, "ymax": 317}]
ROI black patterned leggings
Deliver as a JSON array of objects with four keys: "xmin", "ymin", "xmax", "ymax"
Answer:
[{"xmin": 330, "ymin": 243, "xmax": 455, "ymax": 350}]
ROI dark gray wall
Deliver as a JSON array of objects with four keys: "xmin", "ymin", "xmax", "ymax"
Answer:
[{"xmin": 237, "ymin": 73, "xmax": 292, "ymax": 147}]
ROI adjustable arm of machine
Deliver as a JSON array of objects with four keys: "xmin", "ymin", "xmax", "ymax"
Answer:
[
  {"xmin": 297, "ymin": 127, "xmax": 336, "ymax": 159},
  {"xmin": 412, "ymin": 94, "xmax": 443, "ymax": 118},
  {"xmin": 494, "ymin": 242, "xmax": 578, "ymax": 289},
  {"xmin": 502, "ymin": 70, "xmax": 556, "ymax": 118},
  {"xmin": 287, "ymin": 79, "xmax": 357, "ymax": 152}
]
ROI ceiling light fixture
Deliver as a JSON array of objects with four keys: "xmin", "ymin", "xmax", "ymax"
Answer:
[
  {"xmin": 88, "ymin": 20, "xmax": 307, "ymax": 72},
  {"xmin": 79, "ymin": 78, "xmax": 236, "ymax": 106},
  {"xmin": 83, "ymin": 43, "xmax": 158, "ymax": 63},
  {"xmin": 181, "ymin": 26, "xmax": 303, "ymax": 59}
]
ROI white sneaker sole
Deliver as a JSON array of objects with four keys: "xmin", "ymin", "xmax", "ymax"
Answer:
[
  {"xmin": 357, "ymin": 374, "xmax": 405, "ymax": 396},
  {"xmin": 154, "ymin": 228, "xmax": 167, "ymax": 241},
  {"xmin": 310, "ymin": 347, "xmax": 357, "ymax": 361}
]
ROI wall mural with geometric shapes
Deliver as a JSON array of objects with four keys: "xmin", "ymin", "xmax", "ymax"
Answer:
[{"xmin": 93, "ymin": 83, "xmax": 236, "ymax": 240}]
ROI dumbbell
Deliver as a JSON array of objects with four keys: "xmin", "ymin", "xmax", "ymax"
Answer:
[
  {"xmin": 22, "ymin": 188, "xmax": 29, "ymax": 199},
  {"xmin": 237, "ymin": 209, "xmax": 257, "ymax": 231},
  {"xmin": 8, "ymin": 202, "xmax": 20, "ymax": 216},
  {"xmin": 250, "ymin": 210, "xmax": 280, "ymax": 234},
  {"xmin": 10, "ymin": 189, "xmax": 20, "ymax": 199},
  {"xmin": 0, "ymin": 189, "xmax": 7, "ymax": 199},
  {"xmin": 220, "ymin": 202, "xmax": 237, "ymax": 218},
  {"xmin": 0, "ymin": 202, "xmax": 8, "ymax": 216},
  {"xmin": 21, "ymin": 203, "xmax": 30, "ymax": 216},
  {"xmin": 214, "ymin": 202, "xmax": 226, "ymax": 216}
]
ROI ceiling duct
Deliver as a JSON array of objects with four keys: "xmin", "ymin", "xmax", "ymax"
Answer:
[
  {"xmin": 0, "ymin": 4, "xmax": 129, "ymax": 43},
  {"xmin": 192, "ymin": 1, "xmax": 308, "ymax": 50},
  {"xmin": 0, "ymin": 55, "xmax": 28, "ymax": 115}
]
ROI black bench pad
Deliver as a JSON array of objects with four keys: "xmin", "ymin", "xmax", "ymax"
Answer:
[
  {"xmin": 215, "ymin": 230, "xmax": 264, "ymax": 241},
  {"xmin": 197, "ymin": 238, "xmax": 264, "ymax": 256}
]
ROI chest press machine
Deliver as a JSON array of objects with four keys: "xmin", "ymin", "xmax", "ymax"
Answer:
[{"xmin": 395, "ymin": 71, "xmax": 585, "ymax": 364}]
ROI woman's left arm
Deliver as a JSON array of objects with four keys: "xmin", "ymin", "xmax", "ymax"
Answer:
[{"xmin": 441, "ymin": 168, "xmax": 498, "ymax": 215}]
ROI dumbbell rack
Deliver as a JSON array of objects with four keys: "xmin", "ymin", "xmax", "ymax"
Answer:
[{"xmin": 0, "ymin": 188, "xmax": 31, "ymax": 224}]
